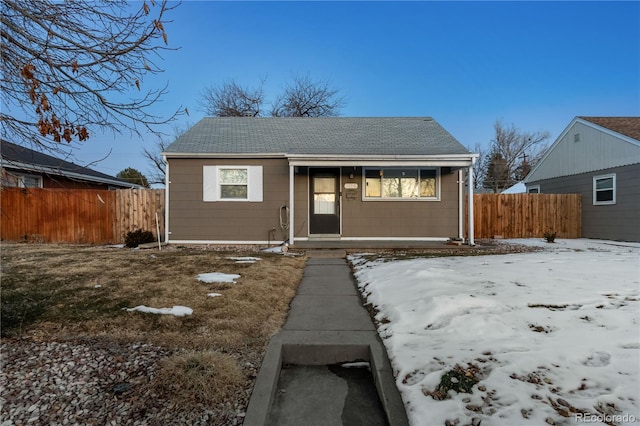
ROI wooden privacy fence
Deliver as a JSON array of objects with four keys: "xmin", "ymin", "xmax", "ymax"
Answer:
[
  {"xmin": 1, "ymin": 188, "xmax": 165, "ymax": 244},
  {"xmin": 467, "ymin": 193, "xmax": 582, "ymax": 239}
]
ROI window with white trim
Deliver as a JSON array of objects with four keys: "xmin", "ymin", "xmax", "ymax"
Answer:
[
  {"xmin": 203, "ymin": 166, "xmax": 263, "ymax": 202},
  {"xmin": 1, "ymin": 171, "xmax": 42, "ymax": 188},
  {"xmin": 363, "ymin": 167, "xmax": 439, "ymax": 200},
  {"xmin": 593, "ymin": 174, "xmax": 615, "ymax": 205},
  {"xmin": 527, "ymin": 185, "xmax": 540, "ymax": 194}
]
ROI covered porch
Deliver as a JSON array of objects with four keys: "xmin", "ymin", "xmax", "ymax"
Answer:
[{"xmin": 285, "ymin": 154, "xmax": 478, "ymax": 246}]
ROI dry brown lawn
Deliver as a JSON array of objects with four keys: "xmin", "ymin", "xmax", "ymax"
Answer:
[{"xmin": 1, "ymin": 243, "xmax": 305, "ymax": 415}]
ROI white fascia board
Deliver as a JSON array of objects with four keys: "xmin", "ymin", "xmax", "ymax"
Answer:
[
  {"xmin": 162, "ymin": 152, "xmax": 288, "ymax": 159},
  {"xmin": 287, "ymin": 154, "xmax": 477, "ymax": 167},
  {"xmin": 0, "ymin": 159, "xmax": 141, "ymax": 188}
]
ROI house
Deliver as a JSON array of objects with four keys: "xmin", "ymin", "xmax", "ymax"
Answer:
[
  {"xmin": 162, "ymin": 117, "xmax": 479, "ymax": 246},
  {"xmin": 524, "ymin": 117, "xmax": 640, "ymax": 242},
  {"xmin": 0, "ymin": 140, "xmax": 139, "ymax": 189}
]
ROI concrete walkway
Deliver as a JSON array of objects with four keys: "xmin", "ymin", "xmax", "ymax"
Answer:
[{"xmin": 244, "ymin": 250, "xmax": 409, "ymax": 426}]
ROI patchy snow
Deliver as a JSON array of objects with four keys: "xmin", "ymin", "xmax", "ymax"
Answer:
[
  {"xmin": 226, "ymin": 256, "xmax": 261, "ymax": 264},
  {"xmin": 262, "ymin": 245, "xmax": 285, "ymax": 253},
  {"xmin": 341, "ymin": 361, "xmax": 371, "ymax": 370},
  {"xmin": 196, "ymin": 272, "xmax": 240, "ymax": 283},
  {"xmin": 350, "ymin": 239, "xmax": 640, "ymax": 426},
  {"xmin": 207, "ymin": 293, "xmax": 223, "ymax": 298},
  {"xmin": 123, "ymin": 305, "xmax": 193, "ymax": 317}
]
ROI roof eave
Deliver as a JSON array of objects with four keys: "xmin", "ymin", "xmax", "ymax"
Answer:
[
  {"xmin": 1, "ymin": 159, "xmax": 141, "ymax": 188},
  {"xmin": 287, "ymin": 153, "xmax": 477, "ymax": 167}
]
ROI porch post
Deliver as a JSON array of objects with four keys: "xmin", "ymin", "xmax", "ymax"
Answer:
[
  {"xmin": 458, "ymin": 169, "xmax": 464, "ymax": 241},
  {"xmin": 164, "ymin": 156, "xmax": 170, "ymax": 243},
  {"xmin": 289, "ymin": 164, "xmax": 295, "ymax": 245},
  {"xmin": 467, "ymin": 160, "xmax": 475, "ymax": 246}
]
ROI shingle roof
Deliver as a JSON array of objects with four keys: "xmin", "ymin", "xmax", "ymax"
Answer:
[
  {"xmin": 165, "ymin": 117, "xmax": 471, "ymax": 156},
  {"xmin": 1, "ymin": 140, "xmax": 135, "ymax": 187},
  {"xmin": 579, "ymin": 117, "xmax": 640, "ymax": 141}
]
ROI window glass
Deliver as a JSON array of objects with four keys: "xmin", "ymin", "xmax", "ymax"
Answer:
[
  {"xmin": 364, "ymin": 167, "xmax": 438, "ymax": 199},
  {"xmin": 419, "ymin": 169, "xmax": 436, "ymax": 197},
  {"xmin": 382, "ymin": 169, "xmax": 418, "ymax": 198},
  {"xmin": 365, "ymin": 169, "xmax": 381, "ymax": 197},
  {"xmin": 314, "ymin": 177, "xmax": 335, "ymax": 193},
  {"xmin": 594, "ymin": 175, "xmax": 615, "ymax": 204},
  {"xmin": 22, "ymin": 175, "xmax": 41, "ymax": 188},
  {"xmin": 219, "ymin": 169, "xmax": 247, "ymax": 184},
  {"xmin": 313, "ymin": 177, "xmax": 336, "ymax": 214},
  {"xmin": 314, "ymin": 194, "xmax": 336, "ymax": 214},
  {"xmin": 221, "ymin": 185, "xmax": 248, "ymax": 199},
  {"xmin": 220, "ymin": 168, "xmax": 248, "ymax": 199},
  {"xmin": 595, "ymin": 177, "xmax": 613, "ymax": 191}
]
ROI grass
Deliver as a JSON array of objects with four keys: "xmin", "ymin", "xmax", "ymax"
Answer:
[{"xmin": 1, "ymin": 243, "xmax": 305, "ymax": 413}]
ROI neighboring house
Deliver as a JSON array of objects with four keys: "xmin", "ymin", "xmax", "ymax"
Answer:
[
  {"xmin": 524, "ymin": 117, "xmax": 640, "ymax": 242},
  {"xmin": 0, "ymin": 140, "xmax": 139, "ymax": 189},
  {"xmin": 163, "ymin": 117, "xmax": 479, "ymax": 246},
  {"xmin": 502, "ymin": 182, "xmax": 526, "ymax": 194}
]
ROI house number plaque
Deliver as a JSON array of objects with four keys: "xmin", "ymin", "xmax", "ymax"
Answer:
[{"xmin": 344, "ymin": 183, "xmax": 358, "ymax": 200}]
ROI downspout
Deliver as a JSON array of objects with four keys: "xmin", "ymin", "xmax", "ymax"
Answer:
[
  {"xmin": 458, "ymin": 169, "xmax": 464, "ymax": 241},
  {"xmin": 289, "ymin": 164, "xmax": 295, "ymax": 245},
  {"xmin": 164, "ymin": 156, "xmax": 170, "ymax": 243},
  {"xmin": 467, "ymin": 158, "xmax": 475, "ymax": 246}
]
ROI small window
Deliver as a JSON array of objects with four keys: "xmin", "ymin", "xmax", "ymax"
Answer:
[
  {"xmin": 203, "ymin": 166, "xmax": 263, "ymax": 202},
  {"xmin": 219, "ymin": 168, "xmax": 248, "ymax": 199},
  {"xmin": 593, "ymin": 174, "xmax": 616, "ymax": 205},
  {"xmin": 363, "ymin": 167, "xmax": 439, "ymax": 200},
  {"xmin": 1, "ymin": 171, "xmax": 42, "ymax": 188},
  {"xmin": 528, "ymin": 185, "xmax": 540, "ymax": 194}
]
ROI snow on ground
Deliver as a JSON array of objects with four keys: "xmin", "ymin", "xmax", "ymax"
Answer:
[
  {"xmin": 196, "ymin": 272, "xmax": 240, "ymax": 283},
  {"xmin": 226, "ymin": 256, "xmax": 261, "ymax": 264},
  {"xmin": 350, "ymin": 239, "xmax": 640, "ymax": 426},
  {"xmin": 124, "ymin": 305, "xmax": 193, "ymax": 317},
  {"xmin": 207, "ymin": 292, "xmax": 223, "ymax": 298}
]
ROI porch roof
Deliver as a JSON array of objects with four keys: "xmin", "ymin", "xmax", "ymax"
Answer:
[{"xmin": 164, "ymin": 117, "xmax": 473, "ymax": 158}]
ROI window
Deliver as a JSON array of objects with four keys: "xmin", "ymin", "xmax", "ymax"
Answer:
[
  {"xmin": 219, "ymin": 168, "xmax": 248, "ymax": 199},
  {"xmin": 364, "ymin": 167, "xmax": 439, "ymax": 200},
  {"xmin": 527, "ymin": 185, "xmax": 540, "ymax": 194},
  {"xmin": 1, "ymin": 171, "xmax": 42, "ymax": 188},
  {"xmin": 313, "ymin": 177, "xmax": 336, "ymax": 214},
  {"xmin": 593, "ymin": 174, "xmax": 615, "ymax": 205},
  {"xmin": 203, "ymin": 166, "xmax": 263, "ymax": 202}
]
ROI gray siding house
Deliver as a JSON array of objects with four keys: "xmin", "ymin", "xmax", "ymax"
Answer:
[
  {"xmin": 163, "ymin": 117, "xmax": 479, "ymax": 246},
  {"xmin": 524, "ymin": 117, "xmax": 640, "ymax": 242}
]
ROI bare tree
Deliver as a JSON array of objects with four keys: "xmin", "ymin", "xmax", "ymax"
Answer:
[
  {"xmin": 198, "ymin": 79, "xmax": 265, "ymax": 117},
  {"xmin": 143, "ymin": 122, "xmax": 191, "ymax": 185},
  {"xmin": 271, "ymin": 75, "xmax": 345, "ymax": 117},
  {"xmin": 1, "ymin": 0, "xmax": 185, "ymax": 149},
  {"xmin": 481, "ymin": 121, "xmax": 550, "ymax": 192},
  {"xmin": 471, "ymin": 143, "xmax": 487, "ymax": 190},
  {"xmin": 483, "ymin": 151, "xmax": 510, "ymax": 193}
]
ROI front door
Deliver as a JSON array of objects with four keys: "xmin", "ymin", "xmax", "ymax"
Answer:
[{"xmin": 309, "ymin": 168, "xmax": 340, "ymax": 235}]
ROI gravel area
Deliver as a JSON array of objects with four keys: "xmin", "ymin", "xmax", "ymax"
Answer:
[{"xmin": 0, "ymin": 339, "xmax": 248, "ymax": 425}]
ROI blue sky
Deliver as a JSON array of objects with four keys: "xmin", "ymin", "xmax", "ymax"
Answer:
[{"xmin": 69, "ymin": 1, "xmax": 639, "ymax": 181}]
